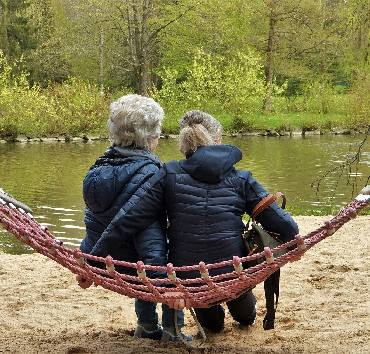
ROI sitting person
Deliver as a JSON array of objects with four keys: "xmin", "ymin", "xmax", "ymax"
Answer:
[
  {"xmin": 76, "ymin": 94, "xmax": 191, "ymax": 342},
  {"xmin": 90, "ymin": 110, "xmax": 299, "ymax": 332}
]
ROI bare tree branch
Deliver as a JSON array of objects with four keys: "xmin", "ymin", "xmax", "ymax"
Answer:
[{"xmin": 311, "ymin": 124, "xmax": 370, "ymax": 198}]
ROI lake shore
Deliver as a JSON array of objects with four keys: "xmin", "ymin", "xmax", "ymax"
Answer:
[
  {"xmin": 1, "ymin": 125, "xmax": 369, "ymax": 144},
  {"xmin": 1, "ymin": 215, "xmax": 369, "ymax": 354}
]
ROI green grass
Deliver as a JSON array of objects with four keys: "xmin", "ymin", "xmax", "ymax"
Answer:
[
  {"xmin": 164, "ymin": 110, "xmax": 353, "ymax": 136},
  {"xmin": 0, "ymin": 66, "xmax": 368, "ymax": 139},
  {"xmin": 244, "ymin": 113, "xmax": 345, "ymax": 132},
  {"xmin": 1, "ymin": 52, "xmax": 369, "ymax": 138},
  {"xmin": 195, "ymin": 112, "xmax": 351, "ymax": 135}
]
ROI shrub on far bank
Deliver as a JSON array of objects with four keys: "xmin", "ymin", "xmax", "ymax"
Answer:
[
  {"xmin": 1, "ymin": 51, "xmax": 368, "ymax": 139},
  {"xmin": 0, "ymin": 53, "xmax": 110, "ymax": 139},
  {"xmin": 46, "ymin": 77, "xmax": 109, "ymax": 137}
]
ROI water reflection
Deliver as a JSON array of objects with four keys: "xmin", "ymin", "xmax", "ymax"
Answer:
[{"xmin": 0, "ymin": 133, "xmax": 369, "ymax": 254}]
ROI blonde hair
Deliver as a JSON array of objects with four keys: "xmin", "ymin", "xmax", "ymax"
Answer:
[
  {"xmin": 179, "ymin": 110, "xmax": 222, "ymax": 154},
  {"xmin": 107, "ymin": 94, "xmax": 164, "ymax": 150}
]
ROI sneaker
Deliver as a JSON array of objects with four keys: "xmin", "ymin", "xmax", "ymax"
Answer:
[
  {"xmin": 133, "ymin": 324, "xmax": 163, "ymax": 341},
  {"xmin": 160, "ymin": 331, "xmax": 193, "ymax": 343}
]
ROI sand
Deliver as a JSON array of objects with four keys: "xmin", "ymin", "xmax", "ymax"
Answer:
[{"xmin": 0, "ymin": 216, "xmax": 369, "ymax": 354}]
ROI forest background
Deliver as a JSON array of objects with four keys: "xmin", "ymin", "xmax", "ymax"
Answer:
[{"xmin": 1, "ymin": 0, "xmax": 370, "ymax": 138}]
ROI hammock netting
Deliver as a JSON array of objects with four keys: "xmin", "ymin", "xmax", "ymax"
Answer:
[{"xmin": 1, "ymin": 188, "xmax": 369, "ymax": 309}]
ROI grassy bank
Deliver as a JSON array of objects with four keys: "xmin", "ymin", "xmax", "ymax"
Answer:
[
  {"xmin": 213, "ymin": 112, "xmax": 348, "ymax": 135},
  {"xmin": 1, "ymin": 55, "xmax": 369, "ymax": 139},
  {"xmin": 0, "ymin": 110, "xmax": 358, "ymax": 140},
  {"xmin": 1, "ymin": 106, "xmax": 366, "ymax": 141},
  {"xmin": 0, "ymin": 81, "xmax": 367, "ymax": 139}
]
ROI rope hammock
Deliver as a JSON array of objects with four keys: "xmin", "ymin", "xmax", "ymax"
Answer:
[{"xmin": 1, "ymin": 187, "xmax": 370, "ymax": 309}]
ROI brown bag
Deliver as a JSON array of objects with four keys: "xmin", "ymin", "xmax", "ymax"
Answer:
[{"xmin": 243, "ymin": 192, "xmax": 287, "ymax": 267}]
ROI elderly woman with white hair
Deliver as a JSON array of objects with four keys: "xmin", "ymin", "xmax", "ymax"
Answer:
[
  {"xmin": 90, "ymin": 109, "xmax": 299, "ymax": 334},
  {"xmin": 77, "ymin": 94, "xmax": 191, "ymax": 343}
]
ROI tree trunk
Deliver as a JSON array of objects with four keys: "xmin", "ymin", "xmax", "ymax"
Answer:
[
  {"xmin": 0, "ymin": 0, "xmax": 8, "ymax": 57},
  {"xmin": 99, "ymin": 22, "xmax": 104, "ymax": 94},
  {"xmin": 131, "ymin": 0, "xmax": 151, "ymax": 96},
  {"xmin": 263, "ymin": 6, "xmax": 276, "ymax": 113},
  {"xmin": 139, "ymin": 0, "xmax": 150, "ymax": 96}
]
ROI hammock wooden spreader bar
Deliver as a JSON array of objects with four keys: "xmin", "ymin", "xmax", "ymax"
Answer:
[{"xmin": 1, "ymin": 187, "xmax": 369, "ymax": 309}]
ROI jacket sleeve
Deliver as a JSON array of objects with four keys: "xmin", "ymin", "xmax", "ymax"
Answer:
[
  {"xmin": 90, "ymin": 169, "xmax": 168, "ymax": 274},
  {"xmin": 132, "ymin": 219, "xmax": 168, "ymax": 279},
  {"xmin": 255, "ymin": 202, "xmax": 299, "ymax": 243},
  {"xmin": 242, "ymin": 170, "xmax": 299, "ymax": 243}
]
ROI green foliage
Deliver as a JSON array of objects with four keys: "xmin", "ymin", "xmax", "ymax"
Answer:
[
  {"xmin": 2, "ymin": 0, "xmax": 370, "ymax": 137},
  {"xmin": 271, "ymin": 80, "xmax": 349, "ymax": 116},
  {"xmin": 0, "ymin": 0, "xmax": 71, "ymax": 85},
  {"xmin": 151, "ymin": 67, "xmax": 184, "ymax": 133},
  {"xmin": 0, "ymin": 53, "xmax": 109, "ymax": 138},
  {"xmin": 4, "ymin": 0, "xmax": 37, "ymax": 60},
  {"xmin": 346, "ymin": 69, "xmax": 370, "ymax": 128},
  {"xmin": 47, "ymin": 77, "xmax": 108, "ymax": 135},
  {"xmin": 26, "ymin": 0, "xmax": 71, "ymax": 85},
  {"xmin": 153, "ymin": 48, "xmax": 266, "ymax": 131},
  {"xmin": 0, "ymin": 53, "xmax": 50, "ymax": 137},
  {"xmin": 185, "ymin": 49, "xmax": 266, "ymax": 115}
]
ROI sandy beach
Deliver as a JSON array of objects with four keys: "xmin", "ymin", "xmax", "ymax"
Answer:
[{"xmin": 0, "ymin": 215, "xmax": 369, "ymax": 354}]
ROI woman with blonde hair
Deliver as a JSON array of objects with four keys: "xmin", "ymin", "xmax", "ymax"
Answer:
[{"xmin": 91, "ymin": 110, "xmax": 299, "ymax": 332}]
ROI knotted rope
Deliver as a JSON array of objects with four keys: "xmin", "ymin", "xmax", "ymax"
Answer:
[{"xmin": 1, "ymin": 187, "xmax": 369, "ymax": 309}]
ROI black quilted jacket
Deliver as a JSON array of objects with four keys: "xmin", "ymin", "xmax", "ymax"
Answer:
[
  {"xmin": 80, "ymin": 145, "xmax": 167, "ymax": 277},
  {"xmin": 91, "ymin": 145, "xmax": 299, "ymax": 278}
]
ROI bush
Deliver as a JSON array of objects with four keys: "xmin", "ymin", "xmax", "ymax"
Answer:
[
  {"xmin": 46, "ymin": 77, "xmax": 109, "ymax": 136},
  {"xmin": 153, "ymin": 48, "xmax": 267, "ymax": 132},
  {"xmin": 0, "ymin": 52, "xmax": 110, "ymax": 138},
  {"xmin": 0, "ymin": 53, "xmax": 56, "ymax": 137}
]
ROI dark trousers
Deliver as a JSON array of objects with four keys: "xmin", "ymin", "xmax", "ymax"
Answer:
[{"xmin": 194, "ymin": 290, "xmax": 257, "ymax": 331}]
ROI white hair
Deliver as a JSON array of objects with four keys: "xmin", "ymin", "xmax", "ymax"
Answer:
[{"xmin": 107, "ymin": 94, "xmax": 164, "ymax": 149}]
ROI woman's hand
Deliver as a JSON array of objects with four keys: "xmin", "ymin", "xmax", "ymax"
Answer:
[
  {"xmin": 76, "ymin": 274, "xmax": 93, "ymax": 289},
  {"xmin": 164, "ymin": 292, "xmax": 191, "ymax": 310}
]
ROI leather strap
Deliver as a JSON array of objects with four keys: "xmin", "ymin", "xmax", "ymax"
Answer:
[{"xmin": 251, "ymin": 192, "xmax": 286, "ymax": 221}]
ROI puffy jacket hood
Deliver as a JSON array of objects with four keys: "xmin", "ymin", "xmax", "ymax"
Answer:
[
  {"xmin": 179, "ymin": 145, "xmax": 242, "ymax": 183},
  {"xmin": 83, "ymin": 146, "xmax": 161, "ymax": 213}
]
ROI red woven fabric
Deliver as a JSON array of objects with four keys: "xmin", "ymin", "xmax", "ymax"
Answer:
[{"xmin": 0, "ymin": 197, "xmax": 368, "ymax": 308}]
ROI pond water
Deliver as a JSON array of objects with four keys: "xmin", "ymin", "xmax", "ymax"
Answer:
[{"xmin": 1, "ymin": 133, "xmax": 369, "ymax": 254}]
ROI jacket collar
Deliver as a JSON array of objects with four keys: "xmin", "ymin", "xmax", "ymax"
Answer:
[{"xmin": 111, "ymin": 145, "xmax": 163, "ymax": 166}]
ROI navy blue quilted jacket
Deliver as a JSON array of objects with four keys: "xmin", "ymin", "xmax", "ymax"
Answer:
[
  {"xmin": 91, "ymin": 145, "xmax": 299, "ymax": 278},
  {"xmin": 80, "ymin": 145, "xmax": 167, "ymax": 277}
]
